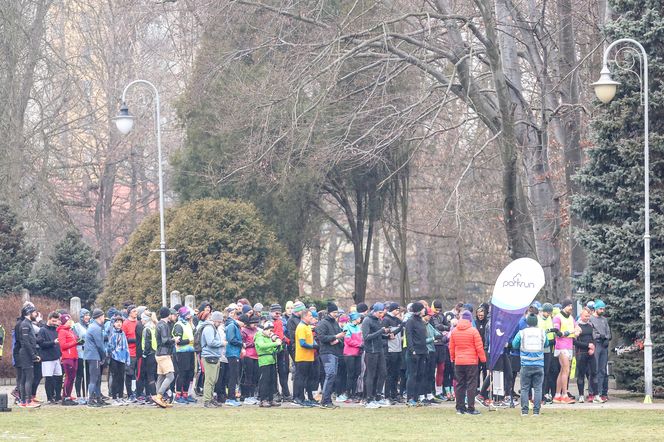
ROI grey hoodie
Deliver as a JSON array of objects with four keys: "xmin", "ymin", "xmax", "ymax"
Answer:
[{"xmin": 590, "ymin": 314, "xmax": 612, "ymax": 346}]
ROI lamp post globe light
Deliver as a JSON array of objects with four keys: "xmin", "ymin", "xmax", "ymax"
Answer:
[
  {"xmin": 113, "ymin": 80, "xmax": 169, "ymax": 308},
  {"xmin": 592, "ymin": 38, "xmax": 652, "ymax": 403}
]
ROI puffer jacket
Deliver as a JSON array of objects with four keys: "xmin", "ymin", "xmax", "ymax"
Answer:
[
  {"xmin": 449, "ymin": 319, "xmax": 486, "ymax": 366},
  {"xmin": 57, "ymin": 323, "xmax": 79, "ymax": 360}
]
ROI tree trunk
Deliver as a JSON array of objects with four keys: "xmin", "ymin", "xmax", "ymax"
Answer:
[
  {"xmin": 324, "ymin": 230, "xmax": 339, "ymax": 298},
  {"xmin": 310, "ymin": 228, "xmax": 322, "ymax": 297}
]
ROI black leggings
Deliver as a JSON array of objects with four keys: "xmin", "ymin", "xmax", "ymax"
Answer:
[
  {"xmin": 141, "ymin": 355, "xmax": 157, "ymax": 396},
  {"xmin": 227, "ymin": 357, "xmax": 240, "ymax": 400},
  {"xmin": 215, "ymin": 362, "xmax": 229, "ymax": 401},
  {"xmin": 175, "ymin": 352, "xmax": 195, "ymax": 394},
  {"xmin": 576, "ymin": 352, "xmax": 597, "ymax": 396},
  {"xmin": 276, "ymin": 351, "xmax": 290, "ymax": 396},
  {"xmin": 407, "ymin": 353, "xmax": 427, "ymax": 400},
  {"xmin": 31, "ymin": 362, "xmax": 42, "ymax": 397},
  {"xmin": 75, "ymin": 359, "xmax": 89, "ymax": 398},
  {"xmin": 18, "ymin": 366, "xmax": 34, "ymax": 403},
  {"xmin": 344, "ymin": 355, "xmax": 361, "ymax": 397},
  {"xmin": 426, "ymin": 352, "xmax": 437, "ymax": 395},
  {"xmin": 241, "ymin": 357, "xmax": 258, "ymax": 398},
  {"xmin": 363, "ymin": 352, "xmax": 386, "ymax": 401},
  {"xmin": 259, "ymin": 364, "xmax": 276, "ymax": 401},
  {"xmin": 110, "ymin": 359, "xmax": 126, "ymax": 399}
]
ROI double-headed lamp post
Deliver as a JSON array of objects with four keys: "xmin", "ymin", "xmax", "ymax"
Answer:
[
  {"xmin": 592, "ymin": 38, "xmax": 652, "ymax": 403},
  {"xmin": 113, "ymin": 80, "xmax": 169, "ymax": 308}
]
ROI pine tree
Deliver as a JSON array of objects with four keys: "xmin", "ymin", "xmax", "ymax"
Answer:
[
  {"xmin": 573, "ymin": 0, "xmax": 664, "ymax": 392},
  {"xmin": 28, "ymin": 231, "xmax": 102, "ymax": 306},
  {"xmin": 0, "ymin": 203, "xmax": 36, "ymax": 294}
]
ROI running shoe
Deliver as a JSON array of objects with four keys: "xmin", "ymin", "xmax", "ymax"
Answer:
[
  {"xmin": 365, "ymin": 401, "xmax": 381, "ymax": 409},
  {"xmin": 336, "ymin": 394, "xmax": 348, "ymax": 402}
]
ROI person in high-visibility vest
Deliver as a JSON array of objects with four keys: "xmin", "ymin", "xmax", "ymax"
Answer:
[{"xmin": 172, "ymin": 307, "xmax": 196, "ymax": 404}]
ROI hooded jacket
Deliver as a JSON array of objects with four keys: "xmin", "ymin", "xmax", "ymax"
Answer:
[
  {"xmin": 225, "ymin": 318, "xmax": 243, "ymax": 359},
  {"xmin": 37, "ymin": 324, "xmax": 61, "ymax": 362},
  {"xmin": 199, "ymin": 320, "xmax": 222, "ymax": 359},
  {"xmin": 57, "ymin": 323, "xmax": 79, "ymax": 360},
  {"xmin": 83, "ymin": 320, "xmax": 106, "ymax": 361},
  {"xmin": 254, "ymin": 332, "xmax": 281, "ymax": 366},
  {"xmin": 241, "ymin": 325, "xmax": 258, "ymax": 359},
  {"xmin": 73, "ymin": 310, "xmax": 89, "ymax": 356},
  {"xmin": 15, "ymin": 317, "xmax": 38, "ymax": 368},
  {"xmin": 405, "ymin": 314, "xmax": 428, "ymax": 355},
  {"xmin": 590, "ymin": 314, "xmax": 611, "ymax": 348},
  {"xmin": 361, "ymin": 314, "xmax": 386, "ymax": 354},
  {"xmin": 449, "ymin": 319, "xmax": 486, "ymax": 366},
  {"xmin": 343, "ymin": 322, "xmax": 363, "ymax": 356},
  {"xmin": 315, "ymin": 315, "xmax": 343, "ymax": 356}
]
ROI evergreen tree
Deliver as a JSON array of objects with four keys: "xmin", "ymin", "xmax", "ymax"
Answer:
[
  {"xmin": 28, "ymin": 231, "xmax": 102, "ymax": 306},
  {"xmin": 0, "ymin": 203, "xmax": 36, "ymax": 294},
  {"xmin": 573, "ymin": 0, "xmax": 664, "ymax": 392}
]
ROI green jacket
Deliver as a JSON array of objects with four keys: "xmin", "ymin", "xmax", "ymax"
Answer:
[{"xmin": 254, "ymin": 332, "xmax": 281, "ymax": 367}]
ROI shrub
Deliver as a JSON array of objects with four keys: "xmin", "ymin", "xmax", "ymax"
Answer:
[{"xmin": 99, "ymin": 199, "xmax": 298, "ymax": 309}]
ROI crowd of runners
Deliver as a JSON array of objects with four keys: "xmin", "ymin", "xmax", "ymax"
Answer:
[{"xmin": 6, "ymin": 296, "xmax": 612, "ymax": 415}]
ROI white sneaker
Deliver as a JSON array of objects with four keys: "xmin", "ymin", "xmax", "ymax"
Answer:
[
  {"xmin": 378, "ymin": 398, "xmax": 391, "ymax": 406},
  {"xmin": 365, "ymin": 401, "xmax": 381, "ymax": 409},
  {"xmin": 578, "ymin": 396, "xmax": 585, "ymax": 403},
  {"xmin": 336, "ymin": 394, "xmax": 348, "ymax": 402},
  {"xmin": 112, "ymin": 399, "xmax": 124, "ymax": 406}
]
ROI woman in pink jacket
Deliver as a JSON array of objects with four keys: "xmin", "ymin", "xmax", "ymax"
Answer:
[{"xmin": 341, "ymin": 312, "xmax": 363, "ymax": 402}]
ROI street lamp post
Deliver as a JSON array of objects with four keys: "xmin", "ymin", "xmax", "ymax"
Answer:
[
  {"xmin": 113, "ymin": 80, "xmax": 170, "ymax": 308},
  {"xmin": 592, "ymin": 38, "xmax": 652, "ymax": 403}
]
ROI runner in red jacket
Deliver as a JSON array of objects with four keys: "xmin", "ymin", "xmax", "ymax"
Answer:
[{"xmin": 449, "ymin": 310, "xmax": 486, "ymax": 415}]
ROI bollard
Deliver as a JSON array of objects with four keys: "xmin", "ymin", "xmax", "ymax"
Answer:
[
  {"xmin": 184, "ymin": 295, "xmax": 196, "ymax": 312},
  {"xmin": 70, "ymin": 297, "xmax": 82, "ymax": 322},
  {"xmin": 170, "ymin": 290, "xmax": 181, "ymax": 308}
]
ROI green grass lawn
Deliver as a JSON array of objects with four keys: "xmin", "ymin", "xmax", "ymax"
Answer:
[{"xmin": 2, "ymin": 407, "xmax": 663, "ymax": 441}]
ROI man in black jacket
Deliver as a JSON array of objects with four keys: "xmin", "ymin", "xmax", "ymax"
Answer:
[
  {"xmin": 405, "ymin": 302, "xmax": 428, "ymax": 406},
  {"xmin": 431, "ymin": 300, "xmax": 451, "ymax": 398},
  {"xmin": 316, "ymin": 302, "xmax": 345, "ymax": 408},
  {"xmin": 15, "ymin": 305, "xmax": 40, "ymax": 408},
  {"xmin": 37, "ymin": 311, "xmax": 62, "ymax": 403},
  {"xmin": 362, "ymin": 303, "xmax": 389, "ymax": 408},
  {"xmin": 154, "ymin": 307, "xmax": 179, "ymax": 408}
]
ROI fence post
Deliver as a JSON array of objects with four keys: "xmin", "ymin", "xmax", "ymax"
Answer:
[
  {"xmin": 70, "ymin": 297, "xmax": 82, "ymax": 322},
  {"xmin": 170, "ymin": 290, "xmax": 181, "ymax": 308}
]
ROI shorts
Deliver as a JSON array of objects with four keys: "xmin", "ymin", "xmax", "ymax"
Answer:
[
  {"xmin": 42, "ymin": 360, "xmax": 63, "ymax": 377},
  {"xmin": 156, "ymin": 355, "xmax": 175, "ymax": 375},
  {"xmin": 554, "ymin": 349, "xmax": 573, "ymax": 360}
]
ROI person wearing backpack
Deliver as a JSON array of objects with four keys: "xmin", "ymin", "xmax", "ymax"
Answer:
[
  {"xmin": 512, "ymin": 313, "xmax": 549, "ymax": 416},
  {"xmin": 200, "ymin": 311, "xmax": 225, "ymax": 408}
]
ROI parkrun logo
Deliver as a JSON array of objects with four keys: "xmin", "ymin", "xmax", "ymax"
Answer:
[{"xmin": 502, "ymin": 273, "xmax": 535, "ymax": 289}]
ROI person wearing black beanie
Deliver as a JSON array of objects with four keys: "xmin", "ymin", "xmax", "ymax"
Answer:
[
  {"xmin": 356, "ymin": 303, "xmax": 369, "ymax": 315},
  {"xmin": 316, "ymin": 302, "xmax": 344, "ymax": 408},
  {"xmin": 159, "ymin": 307, "xmax": 170, "ymax": 320},
  {"xmin": 404, "ymin": 303, "xmax": 428, "ymax": 406}
]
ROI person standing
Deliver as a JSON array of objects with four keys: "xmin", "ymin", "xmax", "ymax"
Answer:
[
  {"xmin": 200, "ymin": 311, "xmax": 224, "ymax": 408},
  {"xmin": 270, "ymin": 304, "xmax": 291, "ymax": 400},
  {"xmin": 404, "ymin": 302, "xmax": 428, "ymax": 407},
  {"xmin": 224, "ymin": 308, "xmax": 243, "ymax": 407},
  {"xmin": 342, "ymin": 312, "xmax": 363, "ymax": 402},
  {"xmin": 293, "ymin": 309, "xmax": 317, "ymax": 407},
  {"xmin": 590, "ymin": 299, "xmax": 611, "ymax": 403},
  {"xmin": 254, "ymin": 321, "xmax": 282, "ymax": 407},
  {"xmin": 84, "ymin": 309, "xmax": 107, "ymax": 407},
  {"xmin": 72, "ymin": 308, "xmax": 90, "ymax": 401},
  {"xmin": 574, "ymin": 307, "xmax": 597, "ymax": 403},
  {"xmin": 108, "ymin": 315, "xmax": 131, "ymax": 405},
  {"xmin": 362, "ymin": 303, "xmax": 389, "ymax": 408},
  {"xmin": 172, "ymin": 307, "xmax": 196, "ymax": 404},
  {"xmin": 287, "ymin": 301, "xmax": 305, "ymax": 363},
  {"xmin": 140, "ymin": 311, "xmax": 158, "ymax": 404},
  {"xmin": 37, "ymin": 311, "xmax": 63, "ymax": 404},
  {"xmin": 315, "ymin": 302, "xmax": 344, "ymax": 409},
  {"xmin": 449, "ymin": 310, "xmax": 486, "ymax": 415},
  {"xmin": 512, "ymin": 313, "xmax": 548, "ymax": 416},
  {"xmin": 240, "ymin": 315, "xmax": 260, "ymax": 404},
  {"xmin": 16, "ymin": 305, "xmax": 41, "ymax": 408},
  {"xmin": 121, "ymin": 305, "xmax": 139, "ymax": 401},
  {"xmin": 57, "ymin": 314, "xmax": 79, "ymax": 406},
  {"xmin": 538, "ymin": 303, "xmax": 556, "ymax": 403},
  {"xmin": 382, "ymin": 303, "xmax": 403, "ymax": 403},
  {"xmin": 154, "ymin": 307, "xmax": 178, "ymax": 408},
  {"xmin": 553, "ymin": 299, "xmax": 576, "ymax": 404},
  {"xmin": 213, "ymin": 308, "xmax": 230, "ymax": 404}
]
